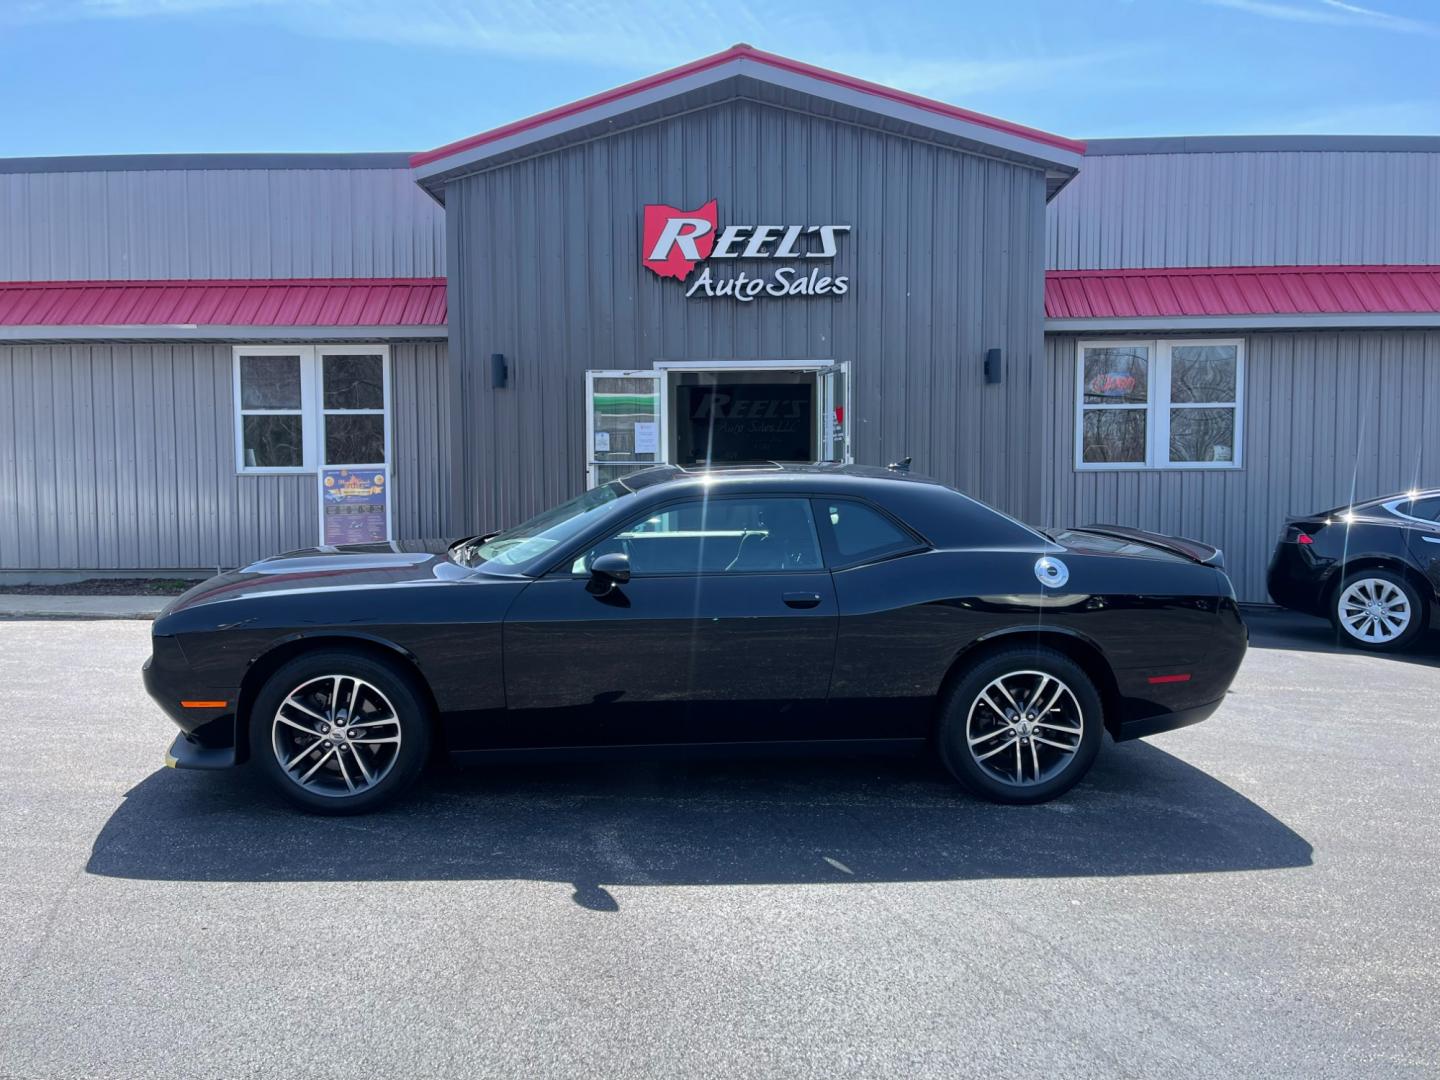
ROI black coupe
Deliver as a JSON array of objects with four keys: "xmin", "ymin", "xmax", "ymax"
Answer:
[
  {"xmin": 144, "ymin": 464, "xmax": 1247, "ymax": 813},
  {"xmin": 1267, "ymin": 488, "xmax": 1440, "ymax": 651}
]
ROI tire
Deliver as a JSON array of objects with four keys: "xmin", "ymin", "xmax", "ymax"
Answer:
[
  {"xmin": 248, "ymin": 649, "xmax": 431, "ymax": 814},
  {"xmin": 1331, "ymin": 570, "xmax": 1424, "ymax": 652},
  {"xmin": 936, "ymin": 647, "xmax": 1104, "ymax": 805}
]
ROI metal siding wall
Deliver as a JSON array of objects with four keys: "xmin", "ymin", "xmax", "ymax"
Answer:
[
  {"xmin": 0, "ymin": 168, "xmax": 446, "ymax": 281},
  {"xmin": 390, "ymin": 341, "xmax": 451, "ymax": 539},
  {"xmin": 447, "ymin": 99, "xmax": 1047, "ymax": 535},
  {"xmin": 1041, "ymin": 330, "xmax": 1440, "ymax": 602},
  {"xmin": 1047, "ymin": 151, "xmax": 1440, "ymax": 269},
  {"xmin": 0, "ymin": 340, "xmax": 448, "ymax": 572}
]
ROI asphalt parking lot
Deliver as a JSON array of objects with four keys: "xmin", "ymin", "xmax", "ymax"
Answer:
[{"xmin": 1, "ymin": 611, "xmax": 1437, "ymax": 1079}]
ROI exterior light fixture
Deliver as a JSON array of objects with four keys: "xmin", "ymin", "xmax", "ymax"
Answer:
[{"xmin": 984, "ymin": 348, "xmax": 1002, "ymax": 384}]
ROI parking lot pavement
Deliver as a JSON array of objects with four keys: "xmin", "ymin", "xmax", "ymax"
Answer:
[{"xmin": 0, "ymin": 613, "xmax": 1436, "ymax": 1080}]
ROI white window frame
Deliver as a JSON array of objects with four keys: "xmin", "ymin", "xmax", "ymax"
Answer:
[
  {"xmin": 233, "ymin": 344, "xmax": 390, "ymax": 474},
  {"xmin": 1074, "ymin": 338, "xmax": 1244, "ymax": 471}
]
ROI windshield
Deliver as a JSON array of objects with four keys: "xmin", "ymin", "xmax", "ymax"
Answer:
[{"xmin": 450, "ymin": 483, "xmax": 630, "ymax": 573}]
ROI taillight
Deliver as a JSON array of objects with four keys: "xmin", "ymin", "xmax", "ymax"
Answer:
[{"xmin": 1296, "ymin": 532, "xmax": 1313, "ymax": 545}]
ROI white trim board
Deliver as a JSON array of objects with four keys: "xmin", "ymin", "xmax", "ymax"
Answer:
[{"xmin": 1047, "ymin": 314, "xmax": 1440, "ymax": 333}]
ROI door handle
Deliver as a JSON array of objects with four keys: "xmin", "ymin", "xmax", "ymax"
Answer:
[{"xmin": 783, "ymin": 591, "xmax": 823, "ymax": 609}]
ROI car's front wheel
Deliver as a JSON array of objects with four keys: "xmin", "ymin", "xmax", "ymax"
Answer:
[
  {"xmin": 1332, "ymin": 570, "xmax": 1424, "ymax": 651},
  {"xmin": 249, "ymin": 650, "xmax": 431, "ymax": 814},
  {"xmin": 937, "ymin": 647, "xmax": 1104, "ymax": 805}
]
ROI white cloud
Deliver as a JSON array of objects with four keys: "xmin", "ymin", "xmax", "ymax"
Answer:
[{"xmin": 1205, "ymin": 0, "xmax": 1440, "ymax": 35}]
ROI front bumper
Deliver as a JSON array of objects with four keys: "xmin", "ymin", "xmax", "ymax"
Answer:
[
  {"xmin": 164, "ymin": 732, "xmax": 238, "ymax": 770},
  {"xmin": 144, "ymin": 637, "xmax": 241, "ymax": 769}
]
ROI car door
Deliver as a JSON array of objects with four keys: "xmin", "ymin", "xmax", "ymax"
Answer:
[
  {"xmin": 499, "ymin": 494, "xmax": 839, "ymax": 748},
  {"xmin": 1397, "ymin": 494, "xmax": 1440, "ymax": 595},
  {"xmin": 814, "ymin": 496, "xmax": 940, "ymax": 740}
]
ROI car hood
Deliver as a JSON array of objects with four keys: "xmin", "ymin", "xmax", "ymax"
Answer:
[{"xmin": 162, "ymin": 539, "xmax": 474, "ymax": 615}]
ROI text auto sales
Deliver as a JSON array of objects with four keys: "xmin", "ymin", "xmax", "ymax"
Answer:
[{"xmin": 642, "ymin": 201, "xmax": 850, "ymax": 301}]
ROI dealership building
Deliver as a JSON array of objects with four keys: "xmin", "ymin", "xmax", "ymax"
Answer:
[{"xmin": 3, "ymin": 44, "xmax": 1439, "ymax": 601}]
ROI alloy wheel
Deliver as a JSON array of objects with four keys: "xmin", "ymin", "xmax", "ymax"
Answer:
[
  {"xmin": 1337, "ymin": 578, "xmax": 1411, "ymax": 644},
  {"xmin": 965, "ymin": 670, "xmax": 1084, "ymax": 788},
  {"xmin": 270, "ymin": 674, "xmax": 402, "ymax": 798}
]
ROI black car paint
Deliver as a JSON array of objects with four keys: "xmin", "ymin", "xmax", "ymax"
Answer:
[
  {"xmin": 145, "ymin": 465, "xmax": 1247, "ymax": 768},
  {"xmin": 1266, "ymin": 490, "xmax": 1440, "ymax": 625}
]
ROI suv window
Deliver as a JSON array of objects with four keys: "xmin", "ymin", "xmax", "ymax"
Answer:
[
  {"xmin": 817, "ymin": 499, "xmax": 919, "ymax": 565},
  {"xmin": 575, "ymin": 497, "xmax": 823, "ymax": 575}
]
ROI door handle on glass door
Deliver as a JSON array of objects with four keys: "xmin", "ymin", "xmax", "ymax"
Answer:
[{"xmin": 783, "ymin": 592, "xmax": 823, "ymax": 609}]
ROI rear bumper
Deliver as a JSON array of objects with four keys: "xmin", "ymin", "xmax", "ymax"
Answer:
[
  {"xmin": 1113, "ymin": 695, "xmax": 1227, "ymax": 741},
  {"xmin": 1267, "ymin": 542, "xmax": 1329, "ymax": 616},
  {"xmin": 1110, "ymin": 598, "xmax": 1246, "ymax": 741}
]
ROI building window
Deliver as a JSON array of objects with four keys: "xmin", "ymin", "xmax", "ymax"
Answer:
[
  {"xmin": 1075, "ymin": 339, "xmax": 1243, "ymax": 470},
  {"xmin": 234, "ymin": 345, "xmax": 390, "ymax": 473}
]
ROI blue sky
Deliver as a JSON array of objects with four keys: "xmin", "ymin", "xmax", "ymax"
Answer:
[{"xmin": 1, "ymin": 0, "xmax": 1436, "ymax": 157}]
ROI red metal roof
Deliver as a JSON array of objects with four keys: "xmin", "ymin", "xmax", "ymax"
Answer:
[
  {"xmin": 0, "ymin": 278, "xmax": 447, "ymax": 328},
  {"xmin": 412, "ymin": 43, "xmax": 1085, "ymax": 170},
  {"xmin": 1045, "ymin": 265, "xmax": 1440, "ymax": 320}
]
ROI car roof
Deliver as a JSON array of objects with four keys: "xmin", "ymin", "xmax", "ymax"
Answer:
[
  {"xmin": 616, "ymin": 461, "xmax": 947, "ymax": 493},
  {"xmin": 1342, "ymin": 488, "xmax": 1440, "ymax": 514}
]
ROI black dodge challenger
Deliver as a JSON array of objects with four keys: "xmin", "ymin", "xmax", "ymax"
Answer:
[{"xmin": 144, "ymin": 464, "xmax": 1247, "ymax": 813}]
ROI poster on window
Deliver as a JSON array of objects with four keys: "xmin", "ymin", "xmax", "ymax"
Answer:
[{"xmin": 320, "ymin": 467, "xmax": 390, "ymax": 546}]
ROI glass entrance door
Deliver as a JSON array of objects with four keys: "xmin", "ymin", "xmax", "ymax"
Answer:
[
  {"xmin": 817, "ymin": 362, "xmax": 852, "ymax": 463},
  {"xmin": 585, "ymin": 370, "xmax": 665, "ymax": 487}
]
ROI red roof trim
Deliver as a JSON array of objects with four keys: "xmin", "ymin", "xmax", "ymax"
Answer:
[
  {"xmin": 0, "ymin": 278, "xmax": 448, "ymax": 328},
  {"xmin": 411, "ymin": 43, "xmax": 1084, "ymax": 170},
  {"xmin": 1045, "ymin": 265, "xmax": 1440, "ymax": 319}
]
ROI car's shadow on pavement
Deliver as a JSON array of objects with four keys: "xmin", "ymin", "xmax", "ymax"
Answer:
[
  {"xmin": 87, "ymin": 742, "xmax": 1311, "ymax": 909},
  {"xmin": 1245, "ymin": 607, "xmax": 1440, "ymax": 667}
]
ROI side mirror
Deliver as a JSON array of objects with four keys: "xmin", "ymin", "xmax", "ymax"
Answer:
[{"xmin": 585, "ymin": 551, "xmax": 631, "ymax": 596}]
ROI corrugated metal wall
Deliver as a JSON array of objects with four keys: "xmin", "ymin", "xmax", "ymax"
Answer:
[
  {"xmin": 0, "ymin": 340, "xmax": 448, "ymax": 572},
  {"xmin": 1041, "ymin": 331, "xmax": 1440, "ymax": 601},
  {"xmin": 0, "ymin": 167, "xmax": 446, "ymax": 281},
  {"xmin": 1047, "ymin": 150, "xmax": 1440, "ymax": 269},
  {"xmin": 446, "ymin": 98, "xmax": 1047, "ymax": 534}
]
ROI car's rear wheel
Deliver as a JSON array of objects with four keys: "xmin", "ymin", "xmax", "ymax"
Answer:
[
  {"xmin": 937, "ymin": 647, "xmax": 1103, "ymax": 805},
  {"xmin": 1332, "ymin": 570, "xmax": 1423, "ymax": 651},
  {"xmin": 249, "ymin": 650, "xmax": 430, "ymax": 814}
]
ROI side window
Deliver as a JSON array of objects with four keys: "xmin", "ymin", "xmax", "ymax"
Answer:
[
  {"xmin": 575, "ymin": 497, "xmax": 823, "ymax": 575},
  {"xmin": 818, "ymin": 499, "xmax": 919, "ymax": 565}
]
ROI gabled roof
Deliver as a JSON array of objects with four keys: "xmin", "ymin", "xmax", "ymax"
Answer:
[
  {"xmin": 0, "ymin": 278, "xmax": 447, "ymax": 341},
  {"xmin": 1045, "ymin": 265, "xmax": 1440, "ymax": 331},
  {"xmin": 412, "ymin": 44, "xmax": 1084, "ymax": 199}
]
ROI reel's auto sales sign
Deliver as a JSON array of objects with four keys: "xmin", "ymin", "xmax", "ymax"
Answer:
[{"xmin": 642, "ymin": 199, "xmax": 850, "ymax": 302}]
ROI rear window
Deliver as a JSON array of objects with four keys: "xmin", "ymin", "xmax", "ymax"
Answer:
[
  {"xmin": 1390, "ymin": 496, "xmax": 1440, "ymax": 522},
  {"xmin": 818, "ymin": 500, "xmax": 920, "ymax": 564}
]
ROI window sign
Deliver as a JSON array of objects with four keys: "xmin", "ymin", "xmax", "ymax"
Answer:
[
  {"xmin": 320, "ymin": 467, "xmax": 390, "ymax": 546},
  {"xmin": 633, "ymin": 421, "xmax": 659, "ymax": 455}
]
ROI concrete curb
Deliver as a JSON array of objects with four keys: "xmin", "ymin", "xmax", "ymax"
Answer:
[{"xmin": 0, "ymin": 595, "xmax": 165, "ymax": 620}]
